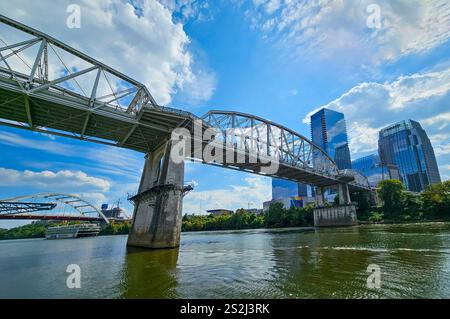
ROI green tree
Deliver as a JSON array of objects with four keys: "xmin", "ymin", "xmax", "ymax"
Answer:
[
  {"xmin": 377, "ymin": 179, "xmax": 404, "ymax": 218},
  {"xmin": 333, "ymin": 194, "xmax": 340, "ymax": 206},
  {"xmin": 265, "ymin": 202, "xmax": 285, "ymax": 228},
  {"xmin": 421, "ymin": 181, "xmax": 450, "ymax": 219}
]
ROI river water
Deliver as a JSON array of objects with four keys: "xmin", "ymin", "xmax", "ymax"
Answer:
[{"xmin": 1, "ymin": 223, "xmax": 450, "ymax": 298}]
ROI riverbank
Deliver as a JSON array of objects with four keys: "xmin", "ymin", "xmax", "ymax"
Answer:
[{"xmin": 0, "ymin": 220, "xmax": 131, "ymax": 241}]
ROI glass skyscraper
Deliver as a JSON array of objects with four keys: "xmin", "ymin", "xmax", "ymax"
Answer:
[
  {"xmin": 272, "ymin": 179, "xmax": 314, "ymax": 198},
  {"xmin": 352, "ymin": 154, "xmax": 395, "ymax": 187},
  {"xmin": 378, "ymin": 120, "xmax": 441, "ymax": 192},
  {"xmin": 272, "ymin": 179, "xmax": 299, "ymax": 200},
  {"xmin": 310, "ymin": 108, "xmax": 352, "ymax": 169}
]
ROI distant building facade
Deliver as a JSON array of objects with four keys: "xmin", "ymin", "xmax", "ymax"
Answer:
[
  {"xmin": 378, "ymin": 120, "xmax": 441, "ymax": 192},
  {"xmin": 263, "ymin": 196, "xmax": 315, "ymax": 212},
  {"xmin": 101, "ymin": 204, "xmax": 125, "ymax": 220},
  {"xmin": 272, "ymin": 178, "xmax": 314, "ymax": 208},
  {"xmin": 310, "ymin": 108, "xmax": 352, "ymax": 169},
  {"xmin": 272, "ymin": 178, "xmax": 299, "ymax": 200},
  {"xmin": 352, "ymin": 154, "xmax": 399, "ymax": 187}
]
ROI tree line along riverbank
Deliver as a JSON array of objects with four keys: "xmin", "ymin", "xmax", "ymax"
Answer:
[
  {"xmin": 1, "ymin": 180, "xmax": 449, "ymax": 240},
  {"xmin": 181, "ymin": 179, "xmax": 450, "ymax": 231},
  {"xmin": 0, "ymin": 220, "xmax": 131, "ymax": 240}
]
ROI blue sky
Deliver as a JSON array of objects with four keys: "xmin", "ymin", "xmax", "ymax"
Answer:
[{"xmin": 1, "ymin": 0, "xmax": 450, "ymax": 228}]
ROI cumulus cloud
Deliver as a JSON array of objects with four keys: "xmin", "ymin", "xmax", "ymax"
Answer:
[
  {"xmin": 0, "ymin": 130, "xmax": 144, "ymax": 178},
  {"xmin": 1, "ymin": 0, "xmax": 216, "ymax": 106},
  {"xmin": 183, "ymin": 176, "xmax": 271, "ymax": 214},
  {"xmin": 0, "ymin": 168, "xmax": 111, "ymax": 192},
  {"xmin": 158, "ymin": 0, "xmax": 212, "ymax": 22},
  {"xmin": 244, "ymin": 0, "xmax": 450, "ymax": 65},
  {"xmin": 435, "ymin": 144, "xmax": 450, "ymax": 157}
]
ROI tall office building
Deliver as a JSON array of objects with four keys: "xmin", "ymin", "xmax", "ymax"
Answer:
[
  {"xmin": 352, "ymin": 154, "xmax": 399, "ymax": 187},
  {"xmin": 310, "ymin": 108, "xmax": 352, "ymax": 169},
  {"xmin": 270, "ymin": 178, "xmax": 315, "ymax": 209},
  {"xmin": 378, "ymin": 120, "xmax": 441, "ymax": 192},
  {"xmin": 272, "ymin": 178, "xmax": 299, "ymax": 200}
]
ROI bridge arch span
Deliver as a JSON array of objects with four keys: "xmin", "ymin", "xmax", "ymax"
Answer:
[{"xmin": 0, "ymin": 193, "xmax": 109, "ymax": 223}]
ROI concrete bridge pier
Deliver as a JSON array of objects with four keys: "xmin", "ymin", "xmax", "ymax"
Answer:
[
  {"xmin": 314, "ymin": 183, "xmax": 358, "ymax": 227},
  {"xmin": 127, "ymin": 140, "xmax": 185, "ymax": 249},
  {"xmin": 316, "ymin": 187, "xmax": 326, "ymax": 206},
  {"xmin": 338, "ymin": 183, "xmax": 352, "ymax": 205}
]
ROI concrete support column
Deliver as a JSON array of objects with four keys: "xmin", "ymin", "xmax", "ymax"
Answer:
[
  {"xmin": 316, "ymin": 187, "xmax": 325, "ymax": 207},
  {"xmin": 127, "ymin": 140, "xmax": 185, "ymax": 249},
  {"xmin": 338, "ymin": 183, "xmax": 351, "ymax": 205}
]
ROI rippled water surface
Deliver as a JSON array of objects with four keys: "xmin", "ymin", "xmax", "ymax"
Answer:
[{"xmin": 1, "ymin": 223, "xmax": 450, "ymax": 298}]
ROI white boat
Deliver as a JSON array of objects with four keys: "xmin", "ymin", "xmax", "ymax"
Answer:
[{"xmin": 45, "ymin": 223, "xmax": 101, "ymax": 239}]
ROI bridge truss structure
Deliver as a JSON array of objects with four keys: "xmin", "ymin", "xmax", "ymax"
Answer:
[
  {"xmin": 0, "ymin": 193, "xmax": 109, "ymax": 223},
  {"xmin": 200, "ymin": 111, "xmax": 370, "ymax": 191},
  {"xmin": 0, "ymin": 14, "xmax": 196, "ymax": 153}
]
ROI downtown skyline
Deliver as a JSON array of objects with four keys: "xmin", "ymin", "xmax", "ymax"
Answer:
[{"xmin": 1, "ymin": 0, "xmax": 450, "ymax": 228}]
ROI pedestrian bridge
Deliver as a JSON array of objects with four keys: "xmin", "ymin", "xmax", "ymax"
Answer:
[{"xmin": 0, "ymin": 15, "xmax": 370, "ymax": 249}]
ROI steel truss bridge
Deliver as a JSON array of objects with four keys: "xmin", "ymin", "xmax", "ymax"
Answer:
[
  {"xmin": 0, "ymin": 193, "xmax": 110, "ymax": 222},
  {"xmin": 0, "ymin": 15, "xmax": 370, "ymax": 194}
]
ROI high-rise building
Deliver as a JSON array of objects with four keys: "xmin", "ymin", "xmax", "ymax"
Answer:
[
  {"xmin": 270, "ymin": 178, "xmax": 315, "ymax": 209},
  {"xmin": 352, "ymin": 154, "xmax": 399, "ymax": 187},
  {"xmin": 310, "ymin": 108, "xmax": 352, "ymax": 169},
  {"xmin": 378, "ymin": 120, "xmax": 441, "ymax": 192},
  {"xmin": 272, "ymin": 178, "xmax": 299, "ymax": 200}
]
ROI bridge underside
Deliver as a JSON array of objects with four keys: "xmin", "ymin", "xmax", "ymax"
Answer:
[{"xmin": 0, "ymin": 81, "xmax": 192, "ymax": 154}]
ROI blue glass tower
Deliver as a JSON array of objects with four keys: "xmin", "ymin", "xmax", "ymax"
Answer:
[
  {"xmin": 272, "ymin": 178, "xmax": 301, "ymax": 200},
  {"xmin": 310, "ymin": 108, "xmax": 352, "ymax": 169},
  {"xmin": 352, "ymin": 154, "xmax": 390, "ymax": 187},
  {"xmin": 378, "ymin": 120, "xmax": 441, "ymax": 192}
]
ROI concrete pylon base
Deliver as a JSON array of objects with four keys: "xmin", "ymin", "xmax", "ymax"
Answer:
[
  {"xmin": 313, "ymin": 205, "xmax": 358, "ymax": 227},
  {"xmin": 127, "ymin": 141, "xmax": 184, "ymax": 249}
]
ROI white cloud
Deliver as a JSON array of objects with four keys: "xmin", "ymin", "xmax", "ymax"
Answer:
[
  {"xmin": 435, "ymin": 144, "xmax": 450, "ymax": 157},
  {"xmin": 0, "ymin": 130, "xmax": 144, "ymax": 178},
  {"xmin": 245, "ymin": 0, "xmax": 450, "ymax": 65},
  {"xmin": 174, "ymin": 66, "xmax": 217, "ymax": 106},
  {"xmin": 158, "ymin": 0, "xmax": 212, "ymax": 22},
  {"xmin": 183, "ymin": 176, "xmax": 271, "ymax": 214},
  {"xmin": 0, "ymin": 132, "xmax": 75, "ymax": 156},
  {"xmin": 0, "ymin": 168, "xmax": 111, "ymax": 192},
  {"xmin": 1, "ymin": 0, "xmax": 216, "ymax": 106}
]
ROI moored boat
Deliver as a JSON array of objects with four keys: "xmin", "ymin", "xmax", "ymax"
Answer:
[{"xmin": 45, "ymin": 223, "xmax": 101, "ymax": 239}]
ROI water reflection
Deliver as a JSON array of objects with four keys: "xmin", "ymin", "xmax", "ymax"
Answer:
[
  {"xmin": 1, "ymin": 224, "xmax": 450, "ymax": 298},
  {"xmin": 120, "ymin": 247, "xmax": 179, "ymax": 298},
  {"xmin": 269, "ymin": 225, "xmax": 449, "ymax": 298}
]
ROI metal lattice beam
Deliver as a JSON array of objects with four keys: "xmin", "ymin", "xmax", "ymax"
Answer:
[{"xmin": 0, "ymin": 201, "xmax": 56, "ymax": 214}]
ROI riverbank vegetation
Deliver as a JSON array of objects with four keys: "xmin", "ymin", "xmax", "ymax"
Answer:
[
  {"xmin": 1, "ymin": 180, "xmax": 448, "ymax": 239},
  {"xmin": 0, "ymin": 220, "xmax": 131, "ymax": 240},
  {"xmin": 359, "ymin": 179, "xmax": 450, "ymax": 223},
  {"xmin": 181, "ymin": 204, "xmax": 314, "ymax": 232}
]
